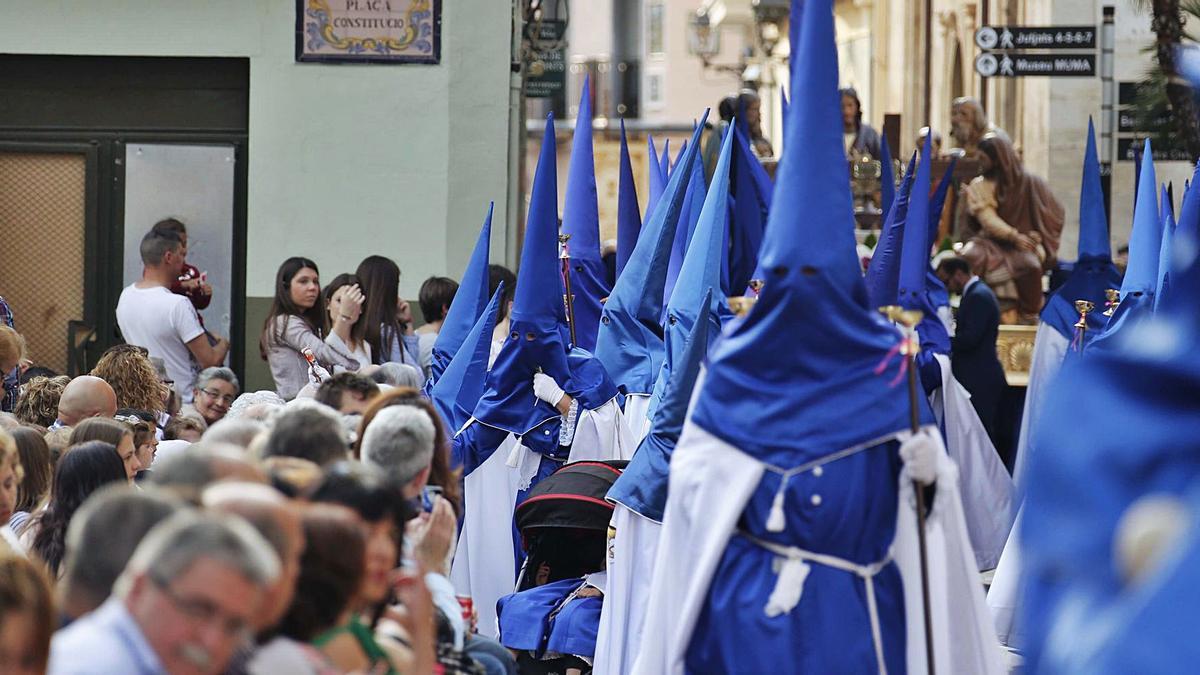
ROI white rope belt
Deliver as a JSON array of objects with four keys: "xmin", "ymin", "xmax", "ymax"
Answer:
[{"xmin": 740, "ymin": 530, "xmax": 893, "ymax": 675}]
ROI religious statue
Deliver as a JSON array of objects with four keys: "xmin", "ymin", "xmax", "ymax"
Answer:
[
  {"xmin": 841, "ymin": 87, "xmax": 881, "ymax": 160},
  {"xmin": 950, "ymin": 97, "xmax": 1009, "ymax": 157},
  {"xmin": 959, "ymin": 132, "xmax": 1064, "ymax": 324}
]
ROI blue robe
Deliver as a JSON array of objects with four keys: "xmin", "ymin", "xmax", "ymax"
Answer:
[
  {"xmin": 686, "ymin": 441, "xmax": 907, "ymax": 674},
  {"xmin": 498, "ymin": 577, "xmax": 604, "ymax": 659}
]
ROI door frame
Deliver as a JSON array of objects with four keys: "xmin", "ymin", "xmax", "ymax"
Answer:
[
  {"xmin": 0, "ymin": 131, "xmax": 248, "ymax": 378},
  {"xmin": 0, "ymin": 140, "xmax": 102, "ymax": 372}
]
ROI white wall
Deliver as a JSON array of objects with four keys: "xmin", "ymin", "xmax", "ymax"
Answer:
[{"xmin": 0, "ymin": 0, "xmax": 513, "ymax": 298}]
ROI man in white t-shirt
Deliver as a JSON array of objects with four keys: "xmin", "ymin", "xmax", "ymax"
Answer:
[{"xmin": 117, "ymin": 229, "xmax": 229, "ymax": 403}]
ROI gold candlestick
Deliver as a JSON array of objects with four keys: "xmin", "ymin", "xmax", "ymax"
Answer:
[
  {"xmin": 727, "ymin": 296, "xmax": 757, "ymax": 317},
  {"xmin": 1073, "ymin": 300, "xmax": 1095, "ymax": 330},
  {"xmin": 1103, "ymin": 288, "xmax": 1121, "ymax": 317}
]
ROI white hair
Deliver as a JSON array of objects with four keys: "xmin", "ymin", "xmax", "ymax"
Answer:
[
  {"xmin": 226, "ymin": 390, "xmax": 285, "ymax": 424},
  {"xmin": 114, "ymin": 510, "xmax": 280, "ymax": 599},
  {"xmin": 374, "ymin": 362, "xmax": 424, "ymax": 388},
  {"xmin": 202, "ymin": 418, "xmax": 268, "ymax": 450},
  {"xmin": 360, "ymin": 405, "xmax": 436, "ymax": 486}
]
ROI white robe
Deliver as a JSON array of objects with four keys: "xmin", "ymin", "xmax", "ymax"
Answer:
[
  {"xmin": 632, "ymin": 421, "xmax": 1004, "ymax": 675},
  {"xmin": 929, "ymin": 353, "xmax": 1016, "ymax": 570},
  {"xmin": 987, "ymin": 324, "xmax": 1068, "ymax": 647},
  {"xmin": 622, "ymin": 393, "xmax": 653, "ymax": 445},
  {"xmin": 450, "ymin": 398, "xmax": 629, "ymax": 638},
  {"xmin": 593, "ymin": 504, "xmax": 662, "ymax": 675},
  {"xmin": 450, "ymin": 429, "xmax": 526, "ymax": 639},
  {"xmin": 566, "ymin": 398, "xmax": 634, "ymax": 463},
  {"xmin": 1013, "ymin": 324, "xmax": 1069, "ymax": 489},
  {"xmin": 985, "ymin": 507, "xmax": 1025, "ymax": 646}
]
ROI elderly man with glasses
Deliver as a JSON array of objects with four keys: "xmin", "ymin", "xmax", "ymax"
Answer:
[
  {"xmin": 49, "ymin": 510, "xmax": 280, "ymax": 675},
  {"xmin": 182, "ymin": 367, "xmax": 241, "ymax": 430}
]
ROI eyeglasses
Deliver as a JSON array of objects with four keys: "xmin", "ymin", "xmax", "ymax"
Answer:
[
  {"xmin": 199, "ymin": 388, "xmax": 237, "ymax": 405},
  {"xmin": 154, "ymin": 577, "xmax": 253, "ymax": 642}
]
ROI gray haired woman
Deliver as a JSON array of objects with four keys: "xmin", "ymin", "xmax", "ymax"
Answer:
[{"xmin": 183, "ymin": 366, "xmax": 240, "ymax": 428}]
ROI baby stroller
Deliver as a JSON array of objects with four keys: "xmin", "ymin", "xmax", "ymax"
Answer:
[{"xmin": 498, "ymin": 460, "xmax": 626, "ymax": 675}]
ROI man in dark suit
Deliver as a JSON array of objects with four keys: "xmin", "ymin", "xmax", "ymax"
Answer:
[{"xmin": 937, "ymin": 256, "xmax": 1008, "ymax": 448}]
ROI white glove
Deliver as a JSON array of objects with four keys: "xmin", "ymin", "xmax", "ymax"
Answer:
[
  {"xmin": 899, "ymin": 429, "xmax": 939, "ymax": 486},
  {"xmin": 532, "ymin": 372, "xmax": 566, "ymax": 406}
]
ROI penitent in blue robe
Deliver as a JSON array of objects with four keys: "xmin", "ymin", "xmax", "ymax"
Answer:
[{"xmin": 686, "ymin": 441, "xmax": 907, "ymax": 674}]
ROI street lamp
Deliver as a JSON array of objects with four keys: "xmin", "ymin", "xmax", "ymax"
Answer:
[{"xmin": 688, "ymin": 10, "xmax": 721, "ymax": 58}]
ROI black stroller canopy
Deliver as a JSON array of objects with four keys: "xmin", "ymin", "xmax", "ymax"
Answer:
[{"xmin": 516, "ymin": 460, "xmax": 628, "ymax": 534}]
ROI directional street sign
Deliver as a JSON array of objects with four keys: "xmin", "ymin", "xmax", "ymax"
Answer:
[
  {"xmin": 975, "ymin": 52, "xmax": 1095, "ymax": 78},
  {"xmin": 974, "ymin": 25, "xmax": 1096, "ymax": 51},
  {"xmin": 1117, "ymin": 137, "xmax": 1191, "ymax": 162}
]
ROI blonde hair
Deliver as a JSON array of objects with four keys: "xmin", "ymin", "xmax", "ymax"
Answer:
[
  {"xmin": 0, "ymin": 553, "xmax": 55, "ymax": 673},
  {"xmin": 0, "ymin": 326, "xmax": 23, "ymax": 367},
  {"xmin": 43, "ymin": 427, "xmax": 73, "ymax": 464},
  {"xmin": 14, "ymin": 375, "xmax": 70, "ymax": 428},
  {"xmin": 90, "ymin": 346, "xmax": 167, "ymax": 415}
]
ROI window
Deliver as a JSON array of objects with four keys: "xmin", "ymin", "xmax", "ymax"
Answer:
[
  {"xmin": 648, "ymin": 2, "xmax": 665, "ymax": 57},
  {"xmin": 646, "ymin": 71, "xmax": 664, "ymax": 110}
]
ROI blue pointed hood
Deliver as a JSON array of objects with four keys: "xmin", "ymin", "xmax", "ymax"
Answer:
[
  {"xmin": 1089, "ymin": 139, "xmax": 1161, "ymax": 353},
  {"xmin": 689, "ymin": 0, "xmax": 925, "ymax": 464},
  {"xmin": 727, "ymin": 125, "xmax": 773, "ymax": 295},
  {"xmin": 1019, "ymin": 190, "xmax": 1200, "ymax": 668},
  {"xmin": 898, "ymin": 134, "xmax": 951, "ymax": 355},
  {"xmin": 668, "ymin": 126, "xmax": 733, "ymax": 328},
  {"xmin": 472, "ymin": 116, "xmax": 570, "ymax": 448},
  {"xmin": 1180, "ymin": 164, "xmax": 1200, "ymax": 241},
  {"xmin": 607, "ymin": 289, "xmax": 714, "ymax": 522},
  {"xmin": 430, "ymin": 203, "xmax": 493, "ymax": 385},
  {"xmin": 651, "ymin": 124, "xmax": 735, "ymax": 412},
  {"xmin": 561, "ymin": 77, "xmax": 611, "ymax": 352},
  {"xmin": 663, "ymin": 141, "xmax": 707, "ymax": 314},
  {"xmin": 928, "ymin": 154, "xmax": 957, "ymax": 249},
  {"xmin": 1078, "ymin": 119, "xmax": 1112, "ymax": 259},
  {"xmin": 1022, "ymin": 263, "xmax": 1200, "ymax": 670},
  {"xmin": 594, "ymin": 115, "xmax": 709, "ymax": 396},
  {"xmin": 616, "ymin": 119, "xmax": 642, "ymax": 278},
  {"xmin": 925, "ymin": 154, "xmax": 958, "ymax": 312},
  {"xmin": 879, "ymin": 135, "xmax": 895, "ymax": 218},
  {"xmin": 562, "ymin": 77, "xmax": 601, "ymax": 261},
  {"xmin": 865, "ymin": 153, "xmax": 917, "ymax": 309},
  {"xmin": 1040, "ymin": 122, "xmax": 1122, "ymax": 341},
  {"xmin": 659, "ymin": 139, "xmax": 671, "ymax": 181},
  {"xmin": 1173, "ymin": 162, "xmax": 1200, "ymax": 280},
  {"xmin": 430, "ymin": 284, "xmax": 504, "ymax": 434},
  {"xmin": 1123, "ymin": 139, "xmax": 1162, "ymax": 299},
  {"xmin": 898, "ymin": 135, "xmax": 933, "ymax": 308},
  {"xmin": 1156, "ymin": 187, "xmax": 1178, "ymax": 309},
  {"xmin": 646, "ymin": 134, "xmax": 665, "ymax": 218},
  {"xmin": 669, "ymin": 138, "xmax": 688, "ymax": 181}
]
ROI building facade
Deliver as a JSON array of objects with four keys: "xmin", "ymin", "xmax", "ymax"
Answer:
[
  {"xmin": 0, "ymin": 0, "xmax": 514, "ymax": 390},
  {"xmin": 829, "ymin": 0, "xmax": 1191, "ymax": 256}
]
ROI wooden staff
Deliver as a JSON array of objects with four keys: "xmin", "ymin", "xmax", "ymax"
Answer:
[
  {"xmin": 558, "ymin": 233, "xmax": 577, "ymax": 346},
  {"xmin": 880, "ymin": 305, "xmax": 936, "ymax": 675}
]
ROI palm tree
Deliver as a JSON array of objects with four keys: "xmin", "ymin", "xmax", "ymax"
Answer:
[{"xmin": 1130, "ymin": 0, "xmax": 1200, "ymax": 160}]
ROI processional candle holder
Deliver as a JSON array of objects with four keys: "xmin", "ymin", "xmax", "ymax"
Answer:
[
  {"xmin": 1103, "ymin": 288, "xmax": 1121, "ymax": 317},
  {"xmin": 1073, "ymin": 300, "xmax": 1095, "ymax": 330}
]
